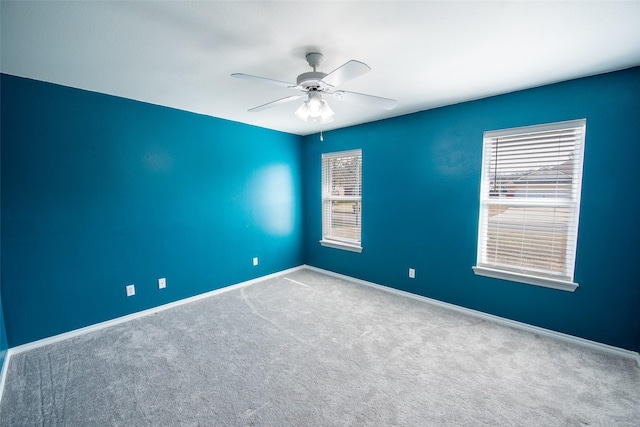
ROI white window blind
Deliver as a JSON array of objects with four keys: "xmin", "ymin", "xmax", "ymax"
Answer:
[
  {"xmin": 321, "ymin": 149, "xmax": 362, "ymax": 252},
  {"xmin": 473, "ymin": 119, "xmax": 586, "ymax": 291}
]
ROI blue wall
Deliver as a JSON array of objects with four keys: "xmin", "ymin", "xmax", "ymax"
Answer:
[
  {"xmin": 0, "ymin": 74, "xmax": 303, "ymax": 347},
  {"xmin": 302, "ymin": 67, "xmax": 640, "ymax": 353},
  {"xmin": 2, "ymin": 68, "xmax": 639, "ymax": 353}
]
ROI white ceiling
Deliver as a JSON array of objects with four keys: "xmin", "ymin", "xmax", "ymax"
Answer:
[{"xmin": 2, "ymin": 1, "xmax": 639, "ymax": 136}]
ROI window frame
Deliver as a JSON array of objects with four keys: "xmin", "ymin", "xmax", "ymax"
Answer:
[
  {"xmin": 320, "ymin": 149, "xmax": 363, "ymax": 253},
  {"xmin": 473, "ymin": 119, "xmax": 586, "ymax": 292}
]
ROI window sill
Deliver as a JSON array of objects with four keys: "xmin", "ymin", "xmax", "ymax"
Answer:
[
  {"xmin": 472, "ymin": 266, "xmax": 578, "ymax": 292},
  {"xmin": 320, "ymin": 240, "xmax": 363, "ymax": 253}
]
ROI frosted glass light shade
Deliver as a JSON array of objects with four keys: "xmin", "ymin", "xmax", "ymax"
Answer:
[{"xmin": 295, "ymin": 92, "xmax": 335, "ymax": 124}]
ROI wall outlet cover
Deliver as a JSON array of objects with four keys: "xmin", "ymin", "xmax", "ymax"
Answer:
[
  {"xmin": 409, "ymin": 268, "xmax": 416, "ymax": 279},
  {"xmin": 253, "ymin": 257, "xmax": 258, "ymax": 266},
  {"xmin": 126, "ymin": 284, "xmax": 135, "ymax": 297},
  {"xmin": 158, "ymin": 277, "xmax": 166, "ymax": 289}
]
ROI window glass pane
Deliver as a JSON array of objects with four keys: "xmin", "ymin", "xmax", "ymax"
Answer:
[
  {"xmin": 485, "ymin": 205, "xmax": 570, "ymax": 275},
  {"xmin": 329, "ymin": 200, "xmax": 361, "ymax": 241}
]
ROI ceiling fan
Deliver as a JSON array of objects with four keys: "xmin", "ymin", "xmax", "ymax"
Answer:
[{"xmin": 232, "ymin": 52, "xmax": 397, "ymax": 124}]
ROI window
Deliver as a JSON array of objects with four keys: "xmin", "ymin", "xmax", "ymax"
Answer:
[
  {"xmin": 320, "ymin": 149, "xmax": 362, "ymax": 252},
  {"xmin": 473, "ymin": 119, "xmax": 586, "ymax": 291}
]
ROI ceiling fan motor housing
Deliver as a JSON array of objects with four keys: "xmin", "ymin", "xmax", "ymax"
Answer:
[
  {"xmin": 297, "ymin": 52, "xmax": 329, "ymax": 89},
  {"xmin": 297, "ymin": 71, "xmax": 328, "ymax": 88}
]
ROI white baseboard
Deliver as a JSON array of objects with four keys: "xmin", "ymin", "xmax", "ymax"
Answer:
[
  {"xmin": 8, "ymin": 265, "xmax": 305, "ymax": 356},
  {"xmin": 303, "ymin": 265, "xmax": 640, "ymax": 366},
  {"xmin": 0, "ymin": 349, "xmax": 12, "ymax": 407}
]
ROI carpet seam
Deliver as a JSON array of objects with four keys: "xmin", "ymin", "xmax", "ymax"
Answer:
[{"xmin": 6, "ymin": 265, "xmax": 307, "ymax": 357}]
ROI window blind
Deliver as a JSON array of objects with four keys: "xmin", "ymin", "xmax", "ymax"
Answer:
[
  {"xmin": 475, "ymin": 119, "xmax": 586, "ymax": 289},
  {"xmin": 321, "ymin": 150, "xmax": 362, "ymax": 249}
]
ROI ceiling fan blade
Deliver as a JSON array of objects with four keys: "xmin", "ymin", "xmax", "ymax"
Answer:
[
  {"xmin": 320, "ymin": 60, "xmax": 371, "ymax": 88},
  {"xmin": 231, "ymin": 73, "xmax": 297, "ymax": 89},
  {"xmin": 331, "ymin": 90, "xmax": 397, "ymax": 110},
  {"xmin": 248, "ymin": 94, "xmax": 307, "ymax": 112}
]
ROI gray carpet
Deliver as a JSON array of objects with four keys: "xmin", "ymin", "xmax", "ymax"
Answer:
[{"xmin": 1, "ymin": 269, "xmax": 639, "ymax": 426}]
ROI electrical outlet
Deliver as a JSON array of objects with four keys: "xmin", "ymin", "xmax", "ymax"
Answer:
[
  {"xmin": 158, "ymin": 277, "xmax": 166, "ymax": 289},
  {"xmin": 126, "ymin": 284, "xmax": 135, "ymax": 297},
  {"xmin": 409, "ymin": 268, "xmax": 416, "ymax": 279},
  {"xmin": 253, "ymin": 257, "xmax": 258, "ymax": 266}
]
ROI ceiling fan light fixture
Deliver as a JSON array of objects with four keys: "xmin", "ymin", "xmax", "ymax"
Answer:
[
  {"xmin": 294, "ymin": 92, "xmax": 334, "ymax": 123},
  {"xmin": 294, "ymin": 103, "xmax": 310, "ymax": 121},
  {"xmin": 320, "ymin": 100, "xmax": 335, "ymax": 123},
  {"xmin": 307, "ymin": 92, "xmax": 323, "ymax": 117}
]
